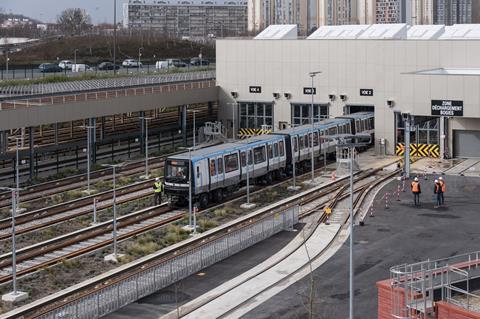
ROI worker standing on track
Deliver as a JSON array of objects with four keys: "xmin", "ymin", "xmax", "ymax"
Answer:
[
  {"xmin": 438, "ymin": 176, "xmax": 446, "ymax": 205},
  {"xmin": 434, "ymin": 179, "xmax": 443, "ymax": 209},
  {"xmin": 411, "ymin": 177, "xmax": 421, "ymax": 206},
  {"xmin": 153, "ymin": 177, "xmax": 163, "ymax": 205}
]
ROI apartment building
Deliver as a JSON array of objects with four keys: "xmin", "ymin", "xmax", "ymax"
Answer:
[{"xmin": 123, "ymin": 0, "xmax": 248, "ymax": 38}]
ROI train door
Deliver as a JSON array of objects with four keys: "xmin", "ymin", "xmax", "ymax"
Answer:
[
  {"xmin": 216, "ymin": 156, "xmax": 225, "ymax": 187},
  {"xmin": 195, "ymin": 159, "xmax": 208, "ymax": 194},
  {"xmin": 223, "ymin": 151, "xmax": 240, "ymax": 187},
  {"xmin": 292, "ymin": 135, "xmax": 299, "ymax": 164},
  {"xmin": 209, "ymin": 157, "xmax": 217, "ymax": 191}
]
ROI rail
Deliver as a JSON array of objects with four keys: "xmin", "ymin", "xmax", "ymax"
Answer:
[
  {"xmin": 2, "ymin": 204, "xmax": 299, "ymax": 319},
  {"xmin": 0, "ymin": 71, "xmax": 216, "ymax": 110}
]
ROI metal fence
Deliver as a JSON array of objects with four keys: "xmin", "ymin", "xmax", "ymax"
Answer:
[
  {"xmin": 0, "ymin": 70, "xmax": 216, "ymax": 97},
  {"xmin": 390, "ymin": 250, "xmax": 480, "ymax": 318},
  {"xmin": 34, "ymin": 205, "xmax": 299, "ymax": 319}
]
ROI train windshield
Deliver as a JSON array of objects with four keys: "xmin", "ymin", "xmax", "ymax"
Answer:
[{"xmin": 165, "ymin": 160, "xmax": 189, "ymax": 182}]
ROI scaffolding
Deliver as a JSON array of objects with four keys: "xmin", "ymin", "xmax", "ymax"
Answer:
[
  {"xmin": 335, "ymin": 146, "xmax": 360, "ymax": 176},
  {"xmin": 198, "ymin": 121, "xmax": 227, "ymax": 144},
  {"xmin": 390, "ymin": 251, "xmax": 480, "ymax": 318}
]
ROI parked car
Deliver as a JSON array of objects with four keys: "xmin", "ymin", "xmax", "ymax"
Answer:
[
  {"xmin": 190, "ymin": 57, "xmax": 210, "ymax": 66},
  {"xmin": 39, "ymin": 63, "xmax": 62, "ymax": 73},
  {"xmin": 167, "ymin": 59, "xmax": 187, "ymax": 68},
  {"xmin": 72, "ymin": 64, "xmax": 92, "ymax": 72},
  {"xmin": 58, "ymin": 60, "xmax": 73, "ymax": 70},
  {"xmin": 122, "ymin": 59, "xmax": 142, "ymax": 68},
  {"xmin": 97, "ymin": 62, "xmax": 120, "ymax": 70}
]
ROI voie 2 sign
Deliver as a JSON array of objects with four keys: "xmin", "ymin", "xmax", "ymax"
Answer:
[{"xmin": 431, "ymin": 100, "xmax": 463, "ymax": 116}]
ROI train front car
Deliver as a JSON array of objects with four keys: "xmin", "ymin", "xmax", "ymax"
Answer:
[{"xmin": 164, "ymin": 156, "xmax": 192, "ymax": 206}]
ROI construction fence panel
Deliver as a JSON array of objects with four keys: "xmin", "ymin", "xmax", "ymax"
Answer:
[{"xmin": 36, "ymin": 205, "xmax": 299, "ymax": 319}]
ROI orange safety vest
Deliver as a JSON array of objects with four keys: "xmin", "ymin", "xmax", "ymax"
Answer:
[
  {"xmin": 411, "ymin": 181, "xmax": 420, "ymax": 193},
  {"xmin": 434, "ymin": 183, "xmax": 442, "ymax": 193},
  {"xmin": 439, "ymin": 180, "xmax": 446, "ymax": 192}
]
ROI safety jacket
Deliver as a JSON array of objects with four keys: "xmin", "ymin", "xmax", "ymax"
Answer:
[
  {"xmin": 411, "ymin": 181, "xmax": 420, "ymax": 193},
  {"xmin": 439, "ymin": 180, "xmax": 446, "ymax": 192},
  {"xmin": 154, "ymin": 181, "xmax": 163, "ymax": 193},
  {"xmin": 434, "ymin": 183, "xmax": 443, "ymax": 194}
]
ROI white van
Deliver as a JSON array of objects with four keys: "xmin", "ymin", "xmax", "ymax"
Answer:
[
  {"xmin": 72, "ymin": 64, "xmax": 91, "ymax": 72},
  {"xmin": 155, "ymin": 61, "xmax": 169, "ymax": 70}
]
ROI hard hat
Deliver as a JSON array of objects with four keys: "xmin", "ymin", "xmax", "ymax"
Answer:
[
  {"xmin": 434, "ymin": 179, "xmax": 438, "ymax": 183},
  {"xmin": 414, "ymin": 177, "xmax": 418, "ymax": 181},
  {"xmin": 155, "ymin": 177, "xmax": 160, "ymax": 181},
  {"xmin": 439, "ymin": 176, "xmax": 443, "ymax": 180}
]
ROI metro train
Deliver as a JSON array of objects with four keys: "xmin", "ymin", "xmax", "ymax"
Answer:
[{"xmin": 164, "ymin": 112, "xmax": 374, "ymax": 207}]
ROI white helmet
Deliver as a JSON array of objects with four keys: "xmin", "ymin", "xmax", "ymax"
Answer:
[
  {"xmin": 434, "ymin": 179, "xmax": 438, "ymax": 183},
  {"xmin": 439, "ymin": 176, "xmax": 443, "ymax": 180},
  {"xmin": 155, "ymin": 177, "xmax": 160, "ymax": 181},
  {"xmin": 414, "ymin": 177, "xmax": 418, "ymax": 181}
]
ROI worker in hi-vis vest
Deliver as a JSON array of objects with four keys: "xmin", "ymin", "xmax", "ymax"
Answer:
[
  {"xmin": 411, "ymin": 177, "xmax": 421, "ymax": 206},
  {"xmin": 153, "ymin": 177, "xmax": 163, "ymax": 205}
]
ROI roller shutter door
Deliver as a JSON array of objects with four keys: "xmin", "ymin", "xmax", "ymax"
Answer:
[{"xmin": 453, "ymin": 130, "xmax": 480, "ymax": 158}]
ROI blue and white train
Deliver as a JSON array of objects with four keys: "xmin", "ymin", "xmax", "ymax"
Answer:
[{"xmin": 164, "ymin": 112, "xmax": 374, "ymax": 207}]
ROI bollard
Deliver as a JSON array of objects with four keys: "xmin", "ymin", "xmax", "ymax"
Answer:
[
  {"xmin": 331, "ymin": 170, "xmax": 336, "ymax": 181},
  {"xmin": 385, "ymin": 192, "xmax": 390, "ymax": 209},
  {"xmin": 423, "ymin": 170, "xmax": 428, "ymax": 180},
  {"xmin": 401, "ymin": 179, "xmax": 406, "ymax": 192},
  {"xmin": 396, "ymin": 185, "xmax": 401, "ymax": 201},
  {"xmin": 369, "ymin": 205, "xmax": 374, "ymax": 217},
  {"xmin": 93, "ymin": 198, "xmax": 98, "ymax": 224}
]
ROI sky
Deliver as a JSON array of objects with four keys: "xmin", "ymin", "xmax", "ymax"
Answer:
[{"xmin": 0, "ymin": 0, "xmax": 129, "ymax": 24}]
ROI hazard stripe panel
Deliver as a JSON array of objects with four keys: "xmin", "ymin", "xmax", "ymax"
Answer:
[
  {"xmin": 395, "ymin": 143, "xmax": 439, "ymax": 158},
  {"xmin": 238, "ymin": 128, "xmax": 272, "ymax": 139}
]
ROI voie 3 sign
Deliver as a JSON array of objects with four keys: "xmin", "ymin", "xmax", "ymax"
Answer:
[{"xmin": 431, "ymin": 100, "xmax": 463, "ymax": 117}]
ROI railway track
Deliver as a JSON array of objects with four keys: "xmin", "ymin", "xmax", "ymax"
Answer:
[{"xmin": 165, "ymin": 168, "xmax": 400, "ymax": 318}]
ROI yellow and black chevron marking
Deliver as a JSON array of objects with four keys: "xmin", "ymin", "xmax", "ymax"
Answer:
[
  {"xmin": 395, "ymin": 143, "xmax": 439, "ymax": 158},
  {"xmin": 238, "ymin": 128, "xmax": 272, "ymax": 139}
]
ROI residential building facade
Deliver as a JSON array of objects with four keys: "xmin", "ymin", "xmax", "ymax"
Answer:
[{"xmin": 123, "ymin": 0, "xmax": 247, "ymax": 38}]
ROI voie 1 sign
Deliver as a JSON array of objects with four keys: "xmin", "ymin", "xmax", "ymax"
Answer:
[{"xmin": 431, "ymin": 100, "xmax": 463, "ymax": 116}]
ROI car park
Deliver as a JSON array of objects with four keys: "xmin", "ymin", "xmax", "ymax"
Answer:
[
  {"xmin": 122, "ymin": 59, "xmax": 143, "ymax": 68},
  {"xmin": 58, "ymin": 60, "xmax": 73, "ymax": 70},
  {"xmin": 39, "ymin": 63, "xmax": 63, "ymax": 73}
]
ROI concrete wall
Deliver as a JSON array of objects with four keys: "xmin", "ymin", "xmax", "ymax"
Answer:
[
  {"xmin": 216, "ymin": 38, "xmax": 480, "ymax": 154},
  {"xmin": 0, "ymin": 85, "xmax": 218, "ymax": 130}
]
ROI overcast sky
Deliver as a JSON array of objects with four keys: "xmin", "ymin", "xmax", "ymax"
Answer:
[{"xmin": 0, "ymin": 0, "xmax": 128, "ymax": 24}]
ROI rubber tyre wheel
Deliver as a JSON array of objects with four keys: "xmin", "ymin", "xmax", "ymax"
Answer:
[
  {"xmin": 199, "ymin": 194, "xmax": 209, "ymax": 208},
  {"xmin": 214, "ymin": 189, "xmax": 223, "ymax": 203}
]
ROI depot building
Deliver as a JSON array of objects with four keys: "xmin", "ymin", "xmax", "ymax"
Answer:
[{"xmin": 216, "ymin": 23, "xmax": 480, "ymax": 158}]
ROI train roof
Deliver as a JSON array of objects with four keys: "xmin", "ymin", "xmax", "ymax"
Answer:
[
  {"xmin": 277, "ymin": 118, "xmax": 350, "ymax": 135},
  {"xmin": 168, "ymin": 134, "xmax": 284, "ymax": 161}
]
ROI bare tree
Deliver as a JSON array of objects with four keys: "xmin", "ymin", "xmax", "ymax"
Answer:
[{"xmin": 57, "ymin": 8, "xmax": 91, "ymax": 35}]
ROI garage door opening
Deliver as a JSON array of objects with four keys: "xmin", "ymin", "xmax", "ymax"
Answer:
[
  {"xmin": 344, "ymin": 105, "xmax": 374, "ymax": 114},
  {"xmin": 453, "ymin": 130, "xmax": 480, "ymax": 158}
]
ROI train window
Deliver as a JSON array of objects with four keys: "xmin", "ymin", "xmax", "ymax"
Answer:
[
  {"xmin": 313, "ymin": 132, "xmax": 319, "ymax": 146},
  {"xmin": 308, "ymin": 133, "xmax": 313, "ymax": 148},
  {"xmin": 217, "ymin": 158, "xmax": 223, "ymax": 174},
  {"xmin": 241, "ymin": 151, "xmax": 246, "ymax": 167},
  {"xmin": 279, "ymin": 140, "xmax": 285, "ymax": 156},
  {"xmin": 328, "ymin": 127, "xmax": 336, "ymax": 135},
  {"xmin": 293, "ymin": 137, "xmax": 298, "ymax": 152},
  {"xmin": 268, "ymin": 144, "xmax": 273, "ymax": 159},
  {"xmin": 224, "ymin": 153, "xmax": 238, "ymax": 173},
  {"xmin": 197, "ymin": 166, "xmax": 200, "ymax": 178},
  {"xmin": 274, "ymin": 143, "xmax": 279, "ymax": 157},
  {"xmin": 210, "ymin": 159, "xmax": 216, "ymax": 176},
  {"xmin": 254, "ymin": 146, "xmax": 266, "ymax": 164},
  {"xmin": 248, "ymin": 150, "xmax": 253, "ymax": 165},
  {"xmin": 299, "ymin": 136, "xmax": 304, "ymax": 150}
]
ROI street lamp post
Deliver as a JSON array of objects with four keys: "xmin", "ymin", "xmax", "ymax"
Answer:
[
  {"xmin": 102, "ymin": 163, "xmax": 125, "ymax": 262},
  {"xmin": 334, "ymin": 134, "xmax": 371, "ymax": 319},
  {"xmin": 188, "ymin": 148, "xmax": 193, "ymax": 229},
  {"xmin": 191, "ymin": 110, "xmax": 198, "ymax": 149},
  {"xmin": 226, "ymin": 102, "xmax": 237, "ymax": 140},
  {"xmin": 80, "ymin": 125, "xmax": 95, "ymax": 194},
  {"xmin": 309, "ymin": 71, "xmax": 322, "ymax": 184},
  {"xmin": 1, "ymin": 187, "xmax": 28, "ymax": 303},
  {"xmin": 288, "ymin": 123, "xmax": 300, "ymax": 191},
  {"xmin": 139, "ymin": 117, "xmax": 153, "ymax": 179},
  {"xmin": 240, "ymin": 138, "xmax": 256, "ymax": 209},
  {"xmin": 113, "ymin": 0, "xmax": 117, "ymax": 74},
  {"xmin": 74, "ymin": 49, "xmax": 79, "ymax": 69},
  {"xmin": 138, "ymin": 47, "xmax": 144, "ymax": 66}
]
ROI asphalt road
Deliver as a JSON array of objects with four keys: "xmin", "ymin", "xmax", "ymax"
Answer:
[{"xmin": 245, "ymin": 174, "xmax": 480, "ymax": 319}]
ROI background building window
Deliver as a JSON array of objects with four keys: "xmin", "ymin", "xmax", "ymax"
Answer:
[
  {"xmin": 291, "ymin": 103, "xmax": 329, "ymax": 126},
  {"xmin": 239, "ymin": 102, "xmax": 274, "ymax": 129},
  {"xmin": 395, "ymin": 114, "xmax": 439, "ymax": 145}
]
